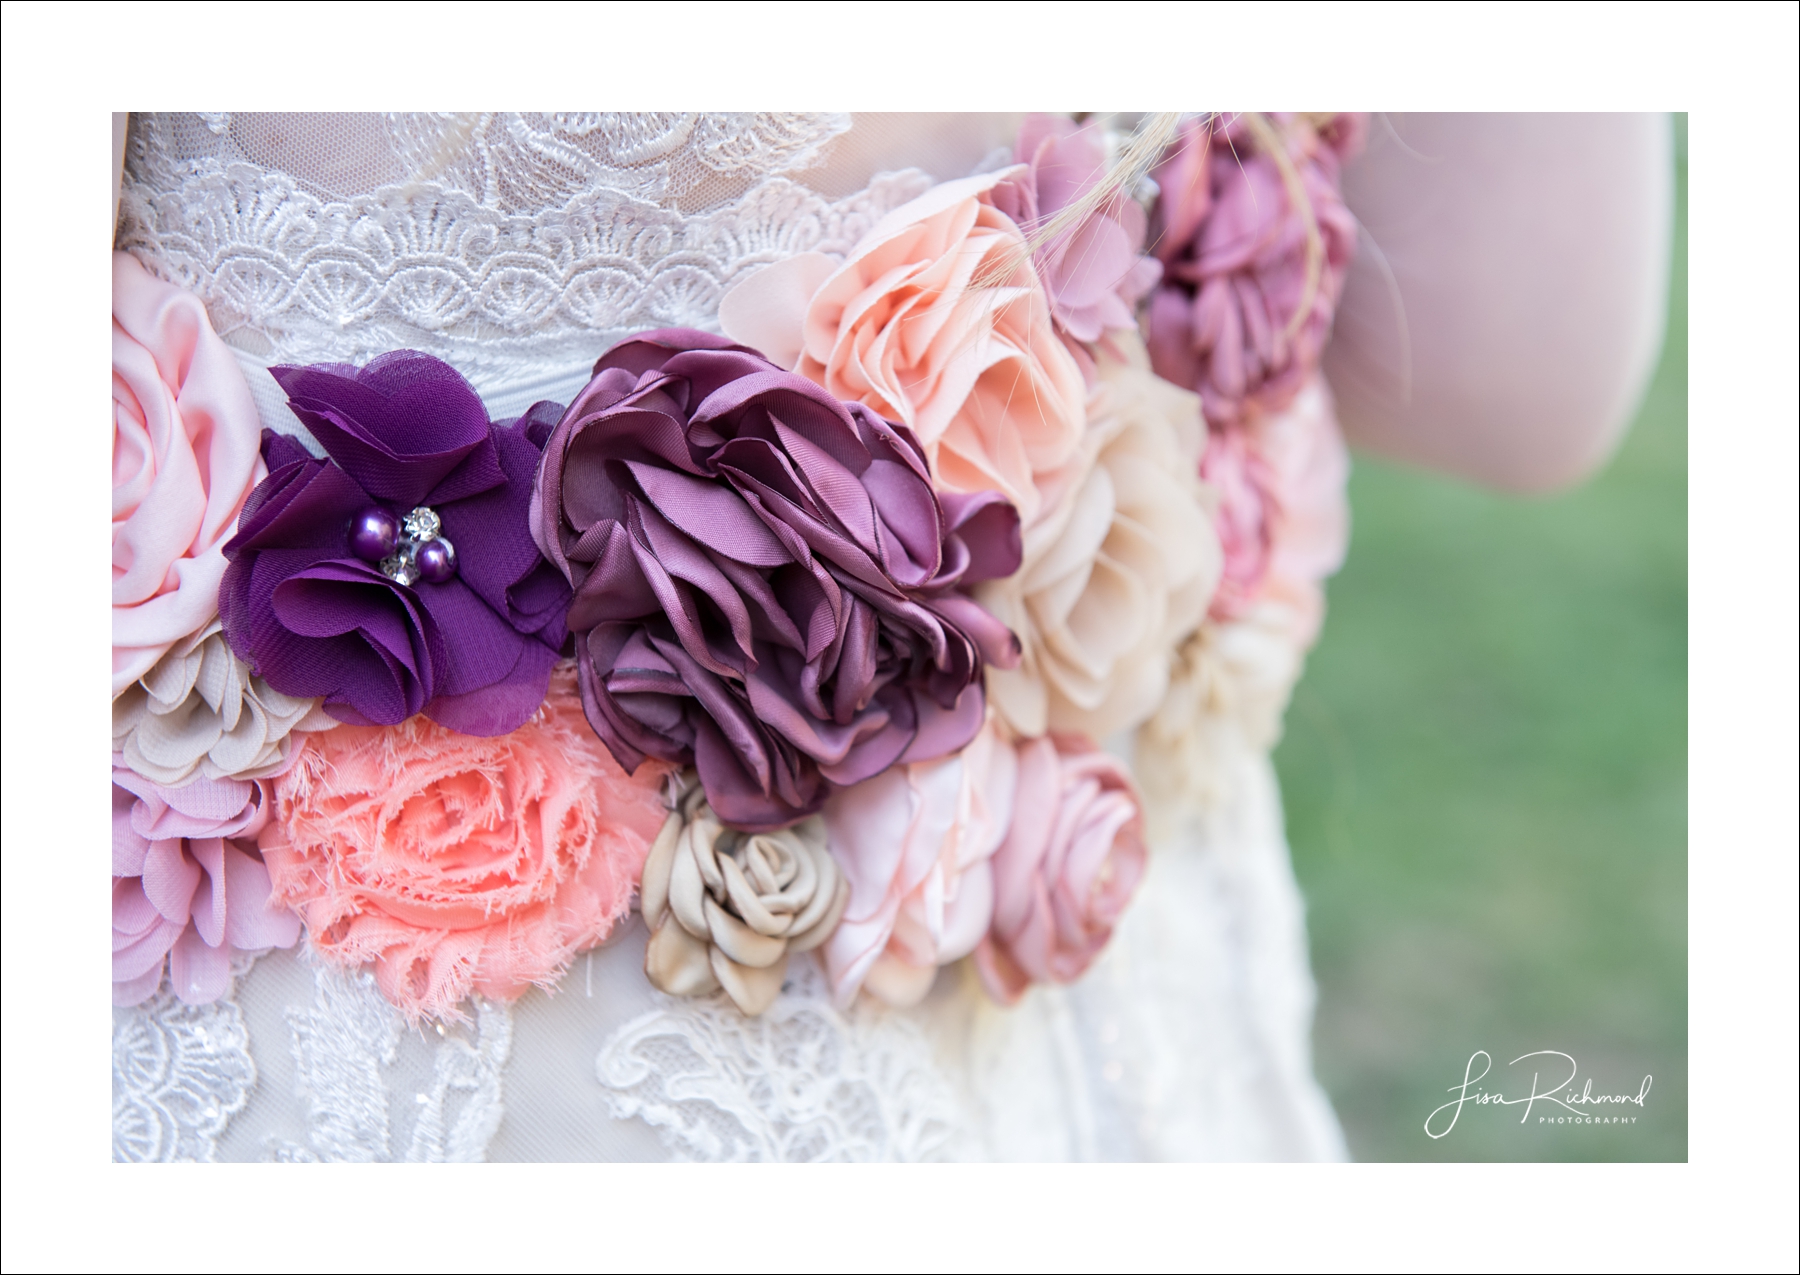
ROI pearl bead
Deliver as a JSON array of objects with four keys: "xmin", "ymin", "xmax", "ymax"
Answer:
[
  {"xmin": 414, "ymin": 536, "xmax": 457, "ymax": 583},
  {"xmin": 348, "ymin": 506, "xmax": 398, "ymax": 562}
]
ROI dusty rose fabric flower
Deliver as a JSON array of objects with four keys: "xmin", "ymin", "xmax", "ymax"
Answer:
[
  {"xmin": 532, "ymin": 329, "xmax": 1021, "ymax": 833},
  {"xmin": 113, "ymin": 763, "xmax": 299, "ymax": 1006},
  {"xmin": 263, "ymin": 665, "xmax": 670, "ymax": 1021},
  {"xmin": 820, "ymin": 713, "xmax": 1016, "ymax": 1008},
  {"xmin": 974, "ymin": 733, "xmax": 1147, "ymax": 1005},
  {"xmin": 1146, "ymin": 115, "xmax": 1361, "ymax": 427},
  {"xmin": 113, "ymin": 252, "xmax": 267, "ymax": 695},
  {"xmin": 975, "ymin": 336, "xmax": 1220, "ymax": 739},
  {"xmin": 717, "ymin": 171, "xmax": 1087, "ymax": 528},
  {"xmin": 990, "ymin": 113, "xmax": 1161, "ymax": 350}
]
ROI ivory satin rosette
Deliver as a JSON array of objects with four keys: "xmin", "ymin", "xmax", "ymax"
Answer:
[
  {"xmin": 113, "ymin": 620, "xmax": 336, "ymax": 786},
  {"xmin": 975, "ymin": 336, "xmax": 1222, "ymax": 740},
  {"xmin": 263, "ymin": 667, "xmax": 670, "ymax": 1021},
  {"xmin": 640, "ymin": 783, "xmax": 849, "ymax": 1015},
  {"xmin": 718, "ymin": 170, "xmax": 1087, "ymax": 528}
]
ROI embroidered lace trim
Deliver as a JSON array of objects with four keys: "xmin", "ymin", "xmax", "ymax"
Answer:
[
  {"xmin": 116, "ymin": 113, "xmax": 933, "ymax": 412},
  {"xmin": 596, "ymin": 957, "xmax": 965, "ymax": 1162},
  {"xmin": 113, "ymin": 981, "xmax": 256, "ymax": 1163}
]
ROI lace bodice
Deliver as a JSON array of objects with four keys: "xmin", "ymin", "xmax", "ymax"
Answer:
[
  {"xmin": 116, "ymin": 113, "xmax": 947, "ymax": 421},
  {"xmin": 113, "ymin": 113, "xmax": 1346, "ymax": 1162}
]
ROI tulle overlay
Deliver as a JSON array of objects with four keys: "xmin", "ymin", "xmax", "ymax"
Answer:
[{"xmin": 112, "ymin": 111, "xmax": 1359, "ymax": 1161}]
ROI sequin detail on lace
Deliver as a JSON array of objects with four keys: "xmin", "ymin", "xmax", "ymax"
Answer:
[
  {"xmin": 113, "ymin": 986, "xmax": 255, "ymax": 1162},
  {"xmin": 265, "ymin": 962, "xmax": 513, "ymax": 1163},
  {"xmin": 596, "ymin": 958, "xmax": 964, "ymax": 1161}
]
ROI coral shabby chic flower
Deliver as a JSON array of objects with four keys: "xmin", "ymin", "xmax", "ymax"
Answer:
[
  {"xmin": 975, "ymin": 335, "xmax": 1221, "ymax": 740},
  {"xmin": 113, "ymin": 252, "xmax": 267, "ymax": 696},
  {"xmin": 973, "ymin": 733, "xmax": 1147, "ymax": 1005},
  {"xmin": 989, "ymin": 113, "xmax": 1162, "ymax": 354},
  {"xmin": 113, "ymin": 763, "xmax": 299, "ymax": 1006},
  {"xmin": 717, "ymin": 170, "xmax": 1087, "ymax": 528},
  {"xmin": 263, "ymin": 666, "xmax": 670, "ymax": 1021},
  {"xmin": 1145, "ymin": 114, "xmax": 1363, "ymax": 428},
  {"xmin": 531, "ymin": 329, "xmax": 1022, "ymax": 833},
  {"xmin": 113, "ymin": 620, "xmax": 337, "ymax": 785},
  {"xmin": 820, "ymin": 713, "xmax": 1017, "ymax": 1008},
  {"xmin": 219, "ymin": 354, "xmax": 572, "ymax": 736},
  {"xmin": 640, "ymin": 782, "xmax": 849, "ymax": 1015}
]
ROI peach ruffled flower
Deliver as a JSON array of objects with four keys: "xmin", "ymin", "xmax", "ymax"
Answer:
[
  {"xmin": 264, "ymin": 665, "xmax": 671, "ymax": 1021},
  {"xmin": 114, "ymin": 252, "xmax": 266, "ymax": 696},
  {"xmin": 718, "ymin": 170, "xmax": 1087, "ymax": 528},
  {"xmin": 820, "ymin": 712, "xmax": 1017, "ymax": 1008},
  {"xmin": 975, "ymin": 334, "xmax": 1221, "ymax": 739},
  {"xmin": 974, "ymin": 733, "xmax": 1147, "ymax": 1005}
]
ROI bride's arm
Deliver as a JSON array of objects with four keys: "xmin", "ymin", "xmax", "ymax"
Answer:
[{"xmin": 1323, "ymin": 113, "xmax": 1673, "ymax": 493}]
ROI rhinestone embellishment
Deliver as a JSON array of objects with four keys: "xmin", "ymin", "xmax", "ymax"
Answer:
[
  {"xmin": 402, "ymin": 507, "xmax": 442, "ymax": 542},
  {"xmin": 377, "ymin": 505, "xmax": 454, "ymax": 585}
]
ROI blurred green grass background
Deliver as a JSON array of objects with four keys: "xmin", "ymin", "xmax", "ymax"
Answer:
[{"xmin": 1276, "ymin": 116, "xmax": 1687, "ymax": 1162}]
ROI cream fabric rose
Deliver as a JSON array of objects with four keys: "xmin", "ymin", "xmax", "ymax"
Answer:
[
  {"xmin": 1134, "ymin": 375, "xmax": 1350, "ymax": 825},
  {"xmin": 113, "ymin": 621, "xmax": 336, "ymax": 786},
  {"xmin": 113, "ymin": 252, "xmax": 266, "ymax": 695},
  {"xmin": 975, "ymin": 335, "xmax": 1222, "ymax": 740},
  {"xmin": 718, "ymin": 170, "xmax": 1087, "ymax": 528},
  {"xmin": 641, "ymin": 784, "xmax": 850, "ymax": 1016}
]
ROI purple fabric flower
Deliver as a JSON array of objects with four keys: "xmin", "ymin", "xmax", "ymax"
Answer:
[
  {"xmin": 990, "ymin": 114, "xmax": 1162, "ymax": 355},
  {"xmin": 112, "ymin": 762, "xmax": 299, "ymax": 1006},
  {"xmin": 1146, "ymin": 115, "xmax": 1363, "ymax": 427},
  {"xmin": 532, "ymin": 329, "xmax": 1022, "ymax": 832},
  {"xmin": 219, "ymin": 352, "xmax": 571, "ymax": 736}
]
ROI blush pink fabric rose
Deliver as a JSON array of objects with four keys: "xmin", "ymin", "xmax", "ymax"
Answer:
[
  {"xmin": 113, "ymin": 763, "xmax": 300, "ymax": 1006},
  {"xmin": 974, "ymin": 734, "xmax": 1147, "ymax": 1005},
  {"xmin": 718, "ymin": 171, "xmax": 1087, "ymax": 528},
  {"xmin": 114, "ymin": 252, "xmax": 267, "ymax": 695},
  {"xmin": 820, "ymin": 714, "xmax": 1017, "ymax": 1008},
  {"xmin": 264, "ymin": 665, "xmax": 672, "ymax": 1021}
]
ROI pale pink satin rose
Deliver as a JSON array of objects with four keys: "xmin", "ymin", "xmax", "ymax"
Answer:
[
  {"xmin": 113, "ymin": 252, "xmax": 267, "ymax": 696},
  {"xmin": 263, "ymin": 666, "xmax": 670, "ymax": 1022},
  {"xmin": 113, "ymin": 762, "xmax": 299, "ymax": 1006},
  {"xmin": 975, "ymin": 733, "xmax": 1147, "ymax": 1005},
  {"xmin": 820, "ymin": 714, "xmax": 1018, "ymax": 1008},
  {"xmin": 718, "ymin": 171, "xmax": 1087, "ymax": 528}
]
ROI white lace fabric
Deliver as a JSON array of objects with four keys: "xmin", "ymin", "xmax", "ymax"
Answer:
[{"xmin": 112, "ymin": 112, "xmax": 1346, "ymax": 1162}]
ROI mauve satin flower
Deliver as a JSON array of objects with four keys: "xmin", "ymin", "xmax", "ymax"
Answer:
[
  {"xmin": 219, "ymin": 352, "xmax": 572, "ymax": 736},
  {"xmin": 532, "ymin": 329, "xmax": 1023, "ymax": 832},
  {"xmin": 990, "ymin": 114, "xmax": 1162, "ymax": 352},
  {"xmin": 1146, "ymin": 114, "xmax": 1363, "ymax": 427}
]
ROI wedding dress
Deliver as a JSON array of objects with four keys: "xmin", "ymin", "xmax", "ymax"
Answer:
[{"xmin": 112, "ymin": 112, "xmax": 1347, "ymax": 1162}]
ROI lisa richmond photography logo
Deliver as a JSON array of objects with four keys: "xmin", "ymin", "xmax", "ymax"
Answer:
[{"xmin": 1425, "ymin": 1051, "xmax": 1653, "ymax": 1139}]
